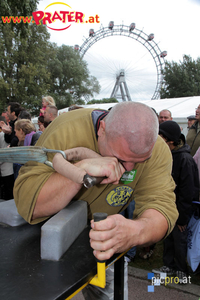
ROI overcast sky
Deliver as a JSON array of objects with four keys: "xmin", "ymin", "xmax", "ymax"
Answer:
[{"xmin": 37, "ymin": 0, "xmax": 200, "ymax": 101}]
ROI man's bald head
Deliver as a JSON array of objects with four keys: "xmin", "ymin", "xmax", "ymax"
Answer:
[
  {"xmin": 158, "ymin": 109, "xmax": 172, "ymax": 124},
  {"xmin": 104, "ymin": 102, "xmax": 158, "ymax": 155}
]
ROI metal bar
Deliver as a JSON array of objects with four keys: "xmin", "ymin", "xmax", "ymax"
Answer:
[{"xmin": 114, "ymin": 255, "xmax": 125, "ymax": 300}]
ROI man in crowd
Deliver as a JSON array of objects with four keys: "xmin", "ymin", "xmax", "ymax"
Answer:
[
  {"xmin": 43, "ymin": 105, "xmax": 58, "ymax": 125},
  {"xmin": 158, "ymin": 109, "xmax": 172, "ymax": 124},
  {"xmin": 14, "ymin": 102, "xmax": 178, "ymax": 298},
  {"xmin": 182, "ymin": 115, "xmax": 196, "ymax": 137},
  {"xmin": 186, "ymin": 105, "xmax": 200, "ymax": 156},
  {"xmin": 187, "ymin": 115, "xmax": 197, "ymax": 129},
  {"xmin": 0, "ymin": 102, "xmax": 22, "ymax": 147},
  {"xmin": 0, "ymin": 102, "xmax": 22, "ymax": 179}
]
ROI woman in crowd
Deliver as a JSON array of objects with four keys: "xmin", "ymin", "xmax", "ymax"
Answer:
[
  {"xmin": 14, "ymin": 119, "xmax": 37, "ymax": 146},
  {"xmin": 37, "ymin": 116, "xmax": 48, "ymax": 132}
]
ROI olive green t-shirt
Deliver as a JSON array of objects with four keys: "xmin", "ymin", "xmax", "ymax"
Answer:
[{"xmin": 14, "ymin": 108, "xmax": 178, "ymax": 236}]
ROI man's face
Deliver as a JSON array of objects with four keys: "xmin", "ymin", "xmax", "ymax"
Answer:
[
  {"xmin": 195, "ymin": 105, "xmax": 200, "ymax": 122},
  {"xmin": 7, "ymin": 106, "xmax": 15, "ymax": 121},
  {"xmin": 188, "ymin": 119, "xmax": 196, "ymax": 128},
  {"xmin": 159, "ymin": 134, "xmax": 174, "ymax": 151},
  {"xmin": 158, "ymin": 111, "xmax": 172, "ymax": 124},
  {"xmin": 98, "ymin": 131, "xmax": 152, "ymax": 171},
  {"xmin": 44, "ymin": 108, "xmax": 51, "ymax": 123}
]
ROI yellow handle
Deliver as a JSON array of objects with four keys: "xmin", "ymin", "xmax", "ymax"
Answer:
[{"xmin": 89, "ymin": 262, "xmax": 106, "ymax": 288}]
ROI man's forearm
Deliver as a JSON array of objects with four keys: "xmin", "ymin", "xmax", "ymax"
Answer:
[
  {"xmin": 132, "ymin": 209, "xmax": 168, "ymax": 247},
  {"xmin": 32, "ymin": 172, "xmax": 82, "ymax": 220}
]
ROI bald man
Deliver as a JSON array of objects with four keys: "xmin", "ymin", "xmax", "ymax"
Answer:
[
  {"xmin": 44, "ymin": 105, "xmax": 58, "ymax": 124},
  {"xmin": 14, "ymin": 102, "xmax": 177, "ymax": 259},
  {"xmin": 159, "ymin": 109, "xmax": 172, "ymax": 124}
]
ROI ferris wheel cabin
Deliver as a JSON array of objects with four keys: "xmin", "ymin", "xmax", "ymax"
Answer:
[
  {"xmin": 108, "ymin": 21, "xmax": 114, "ymax": 29},
  {"xmin": 89, "ymin": 29, "xmax": 95, "ymax": 37},
  {"xmin": 160, "ymin": 51, "xmax": 167, "ymax": 58},
  {"xmin": 148, "ymin": 33, "xmax": 154, "ymax": 41},
  {"xmin": 74, "ymin": 44, "xmax": 79, "ymax": 51},
  {"xmin": 129, "ymin": 23, "xmax": 136, "ymax": 31}
]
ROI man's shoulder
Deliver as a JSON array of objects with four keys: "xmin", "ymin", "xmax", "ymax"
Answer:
[
  {"xmin": 135, "ymin": 136, "xmax": 172, "ymax": 173},
  {"xmin": 187, "ymin": 121, "xmax": 198, "ymax": 134},
  {"xmin": 36, "ymin": 108, "xmax": 98, "ymax": 148},
  {"xmin": 153, "ymin": 135, "xmax": 171, "ymax": 154},
  {"xmin": 145, "ymin": 135, "xmax": 172, "ymax": 168},
  {"xmin": 58, "ymin": 108, "xmax": 95, "ymax": 121}
]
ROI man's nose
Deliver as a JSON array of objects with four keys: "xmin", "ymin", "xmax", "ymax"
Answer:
[{"xmin": 122, "ymin": 162, "xmax": 135, "ymax": 171}]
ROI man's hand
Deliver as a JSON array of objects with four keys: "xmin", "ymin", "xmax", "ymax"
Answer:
[
  {"xmin": 89, "ymin": 209, "xmax": 168, "ymax": 261},
  {"xmin": 77, "ymin": 157, "xmax": 125, "ymax": 184},
  {"xmin": 53, "ymin": 150, "xmax": 125, "ymax": 185},
  {"xmin": 0, "ymin": 121, "xmax": 11, "ymax": 134},
  {"xmin": 89, "ymin": 214, "xmax": 135, "ymax": 260}
]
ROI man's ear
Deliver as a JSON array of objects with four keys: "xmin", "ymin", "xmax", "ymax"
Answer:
[{"xmin": 97, "ymin": 120, "xmax": 106, "ymax": 137}]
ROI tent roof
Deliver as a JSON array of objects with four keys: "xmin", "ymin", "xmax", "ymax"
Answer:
[
  {"xmin": 139, "ymin": 96, "xmax": 200, "ymax": 118},
  {"xmin": 58, "ymin": 96, "xmax": 200, "ymax": 119}
]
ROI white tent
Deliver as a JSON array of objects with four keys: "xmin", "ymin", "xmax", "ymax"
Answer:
[
  {"xmin": 57, "ymin": 96, "xmax": 200, "ymax": 130},
  {"xmin": 33, "ymin": 96, "xmax": 200, "ymax": 130}
]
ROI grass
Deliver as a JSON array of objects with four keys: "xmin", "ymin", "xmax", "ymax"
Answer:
[{"xmin": 129, "ymin": 241, "xmax": 200, "ymax": 286}]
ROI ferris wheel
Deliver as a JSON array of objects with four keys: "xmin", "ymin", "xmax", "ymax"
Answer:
[{"xmin": 76, "ymin": 22, "xmax": 167, "ymax": 101}]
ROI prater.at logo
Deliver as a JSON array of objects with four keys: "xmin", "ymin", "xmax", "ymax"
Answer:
[{"xmin": 32, "ymin": 2, "xmax": 100, "ymax": 31}]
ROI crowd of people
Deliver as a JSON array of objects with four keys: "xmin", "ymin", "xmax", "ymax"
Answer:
[
  {"xmin": 0, "ymin": 97, "xmax": 58, "ymax": 197},
  {"xmin": 0, "ymin": 99, "xmax": 200, "ymax": 298}
]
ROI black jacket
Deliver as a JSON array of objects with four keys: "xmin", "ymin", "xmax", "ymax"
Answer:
[{"xmin": 172, "ymin": 140, "xmax": 199, "ymax": 225}]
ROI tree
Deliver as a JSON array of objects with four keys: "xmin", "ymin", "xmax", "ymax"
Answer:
[
  {"xmin": 0, "ymin": 0, "xmax": 38, "ymax": 38},
  {"xmin": 0, "ymin": 22, "xmax": 52, "ymax": 114},
  {"xmin": 0, "ymin": 0, "xmax": 51, "ymax": 114},
  {"xmin": 161, "ymin": 55, "xmax": 200, "ymax": 99},
  {"xmin": 0, "ymin": 1, "xmax": 101, "ymax": 114},
  {"xmin": 47, "ymin": 45, "xmax": 100, "ymax": 109}
]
